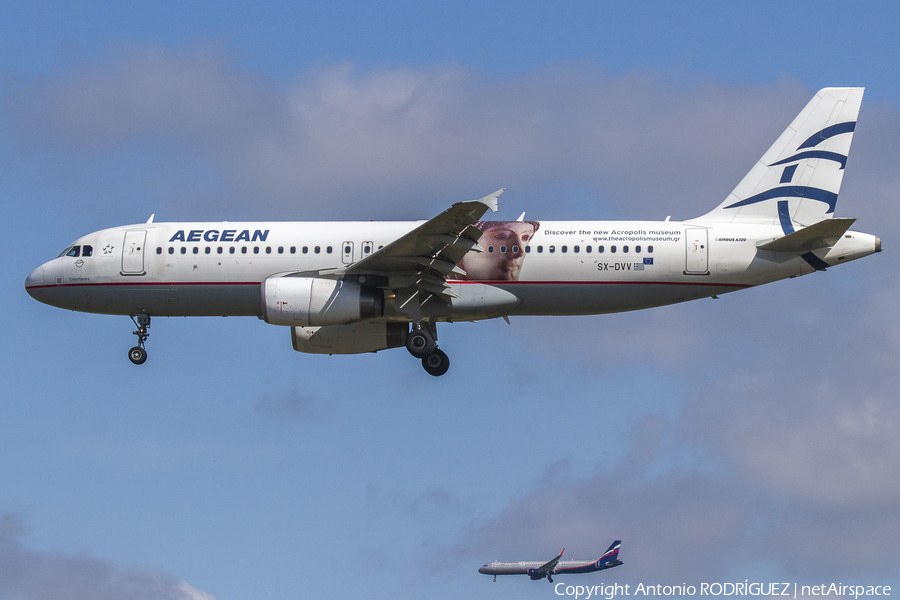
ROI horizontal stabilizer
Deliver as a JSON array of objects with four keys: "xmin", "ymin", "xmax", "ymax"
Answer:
[{"xmin": 757, "ymin": 218, "xmax": 855, "ymax": 253}]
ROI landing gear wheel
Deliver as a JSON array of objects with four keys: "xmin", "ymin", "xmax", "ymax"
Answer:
[
  {"xmin": 128, "ymin": 346, "xmax": 147, "ymax": 365},
  {"xmin": 422, "ymin": 348, "xmax": 450, "ymax": 376},
  {"xmin": 129, "ymin": 314, "xmax": 151, "ymax": 366},
  {"xmin": 406, "ymin": 328, "xmax": 435, "ymax": 358}
]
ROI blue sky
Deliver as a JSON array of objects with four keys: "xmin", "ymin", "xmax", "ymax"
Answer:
[{"xmin": 2, "ymin": 2, "xmax": 899, "ymax": 599}]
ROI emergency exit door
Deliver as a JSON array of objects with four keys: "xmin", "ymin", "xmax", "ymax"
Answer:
[{"xmin": 342, "ymin": 241, "xmax": 354, "ymax": 264}]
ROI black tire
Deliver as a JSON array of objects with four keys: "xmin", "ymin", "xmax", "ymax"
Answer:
[
  {"xmin": 421, "ymin": 348, "xmax": 450, "ymax": 376},
  {"xmin": 406, "ymin": 329, "xmax": 435, "ymax": 358},
  {"xmin": 128, "ymin": 346, "xmax": 147, "ymax": 365}
]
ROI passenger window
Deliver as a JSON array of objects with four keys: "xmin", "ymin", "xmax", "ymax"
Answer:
[
  {"xmin": 205, "ymin": 247, "xmax": 211, "ymax": 254},
  {"xmin": 562, "ymin": 245, "xmax": 568, "ymax": 253},
  {"xmin": 525, "ymin": 246, "xmax": 531, "ymax": 253},
  {"xmin": 278, "ymin": 246, "xmax": 284, "ymax": 254},
  {"xmin": 82, "ymin": 245, "xmax": 93, "ymax": 257},
  {"xmin": 611, "ymin": 246, "xmax": 617, "ymax": 253},
  {"xmin": 66, "ymin": 246, "xmax": 81, "ymax": 258},
  {"xmin": 156, "ymin": 247, "xmax": 162, "ymax": 255},
  {"xmin": 193, "ymin": 247, "xmax": 199, "ymax": 254},
  {"xmin": 229, "ymin": 247, "xmax": 235, "ymax": 254},
  {"xmin": 253, "ymin": 247, "xmax": 259, "ymax": 254},
  {"xmin": 217, "ymin": 247, "xmax": 223, "ymax": 254},
  {"xmin": 303, "ymin": 246, "xmax": 308, "ymax": 254},
  {"xmin": 344, "ymin": 245, "xmax": 351, "ymax": 254},
  {"xmin": 488, "ymin": 246, "xmax": 494, "ymax": 253},
  {"xmin": 500, "ymin": 245, "xmax": 506, "ymax": 253},
  {"xmin": 635, "ymin": 245, "xmax": 641, "ymax": 253},
  {"xmin": 290, "ymin": 246, "xmax": 296, "ymax": 254},
  {"xmin": 574, "ymin": 245, "xmax": 579, "ymax": 253},
  {"xmin": 549, "ymin": 246, "xmax": 556, "ymax": 253},
  {"xmin": 315, "ymin": 246, "xmax": 320, "ymax": 254},
  {"xmin": 327, "ymin": 246, "xmax": 333, "ymax": 254},
  {"xmin": 241, "ymin": 247, "xmax": 247, "ymax": 254},
  {"xmin": 586, "ymin": 246, "xmax": 592, "ymax": 253},
  {"xmin": 266, "ymin": 247, "xmax": 271, "ymax": 254},
  {"xmin": 537, "ymin": 245, "xmax": 543, "ymax": 253},
  {"xmin": 168, "ymin": 247, "xmax": 174, "ymax": 255},
  {"xmin": 623, "ymin": 245, "xmax": 629, "ymax": 253},
  {"xmin": 179, "ymin": 246, "xmax": 186, "ymax": 254},
  {"xmin": 599, "ymin": 246, "xmax": 605, "ymax": 253},
  {"xmin": 648, "ymin": 245, "xmax": 654, "ymax": 253}
]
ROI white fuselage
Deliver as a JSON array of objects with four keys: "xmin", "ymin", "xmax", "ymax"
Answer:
[
  {"xmin": 479, "ymin": 558, "xmax": 608, "ymax": 576},
  {"xmin": 24, "ymin": 219, "xmax": 880, "ymax": 321}
]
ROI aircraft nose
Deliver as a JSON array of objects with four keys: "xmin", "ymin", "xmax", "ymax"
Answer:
[
  {"xmin": 25, "ymin": 266, "xmax": 45, "ymax": 299},
  {"xmin": 478, "ymin": 566, "xmax": 489, "ymax": 574}
]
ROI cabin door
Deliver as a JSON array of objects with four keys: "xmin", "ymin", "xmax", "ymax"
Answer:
[
  {"xmin": 121, "ymin": 230, "xmax": 147, "ymax": 275},
  {"xmin": 684, "ymin": 228, "xmax": 709, "ymax": 274}
]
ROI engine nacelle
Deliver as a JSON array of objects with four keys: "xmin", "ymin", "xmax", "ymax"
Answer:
[
  {"xmin": 261, "ymin": 276, "xmax": 382, "ymax": 326},
  {"xmin": 527, "ymin": 569, "xmax": 545, "ymax": 580},
  {"xmin": 291, "ymin": 321, "xmax": 407, "ymax": 354}
]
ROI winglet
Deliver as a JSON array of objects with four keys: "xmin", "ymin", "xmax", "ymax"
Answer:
[
  {"xmin": 146, "ymin": 214, "xmax": 155, "ymax": 224},
  {"xmin": 476, "ymin": 189, "xmax": 504, "ymax": 213}
]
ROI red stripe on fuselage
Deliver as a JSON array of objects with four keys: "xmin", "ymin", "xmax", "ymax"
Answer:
[
  {"xmin": 26, "ymin": 279, "xmax": 753, "ymax": 290},
  {"xmin": 25, "ymin": 281, "xmax": 262, "ymax": 290}
]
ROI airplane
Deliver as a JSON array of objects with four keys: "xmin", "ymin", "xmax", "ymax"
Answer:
[
  {"xmin": 478, "ymin": 540, "xmax": 623, "ymax": 582},
  {"xmin": 25, "ymin": 88, "xmax": 880, "ymax": 376}
]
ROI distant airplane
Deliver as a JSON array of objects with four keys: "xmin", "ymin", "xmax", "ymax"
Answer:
[
  {"xmin": 25, "ymin": 88, "xmax": 879, "ymax": 376},
  {"xmin": 479, "ymin": 540, "xmax": 623, "ymax": 582}
]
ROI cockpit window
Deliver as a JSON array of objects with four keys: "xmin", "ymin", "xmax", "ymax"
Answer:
[
  {"xmin": 82, "ymin": 245, "xmax": 93, "ymax": 257},
  {"xmin": 65, "ymin": 246, "xmax": 81, "ymax": 258}
]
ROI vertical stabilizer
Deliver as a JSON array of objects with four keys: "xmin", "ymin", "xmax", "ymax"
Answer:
[
  {"xmin": 598, "ymin": 540, "xmax": 622, "ymax": 565},
  {"xmin": 694, "ymin": 88, "xmax": 864, "ymax": 227}
]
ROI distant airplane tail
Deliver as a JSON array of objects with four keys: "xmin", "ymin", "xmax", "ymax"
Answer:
[
  {"xmin": 694, "ymin": 87, "xmax": 864, "ymax": 229},
  {"xmin": 597, "ymin": 540, "xmax": 623, "ymax": 568}
]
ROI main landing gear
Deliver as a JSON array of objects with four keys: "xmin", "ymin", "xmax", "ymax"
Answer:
[
  {"xmin": 407, "ymin": 322, "xmax": 450, "ymax": 376},
  {"xmin": 128, "ymin": 314, "xmax": 150, "ymax": 365}
]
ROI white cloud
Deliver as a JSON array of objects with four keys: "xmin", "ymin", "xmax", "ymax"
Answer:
[
  {"xmin": 0, "ymin": 513, "xmax": 216, "ymax": 600},
  {"xmin": 4, "ymin": 47, "xmax": 815, "ymax": 223}
]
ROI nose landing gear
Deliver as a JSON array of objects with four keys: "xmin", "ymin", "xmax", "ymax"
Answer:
[
  {"xmin": 128, "ymin": 314, "xmax": 150, "ymax": 365},
  {"xmin": 406, "ymin": 322, "xmax": 451, "ymax": 376}
]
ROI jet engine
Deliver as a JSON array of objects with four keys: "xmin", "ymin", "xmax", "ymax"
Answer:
[{"xmin": 261, "ymin": 276, "xmax": 382, "ymax": 326}]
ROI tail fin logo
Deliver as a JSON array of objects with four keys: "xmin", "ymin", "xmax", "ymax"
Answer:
[{"xmin": 722, "ymin": 121, "xmax": 855, "ymax": 215}]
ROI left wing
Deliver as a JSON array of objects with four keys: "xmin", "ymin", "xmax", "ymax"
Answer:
[
  {"xmin": 538, "ymin": 549, "xmax": 565, "ymax": 575},
  {"xmin": 345, "ymin": 189, "xmax": 503, "ymax": 319}
]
